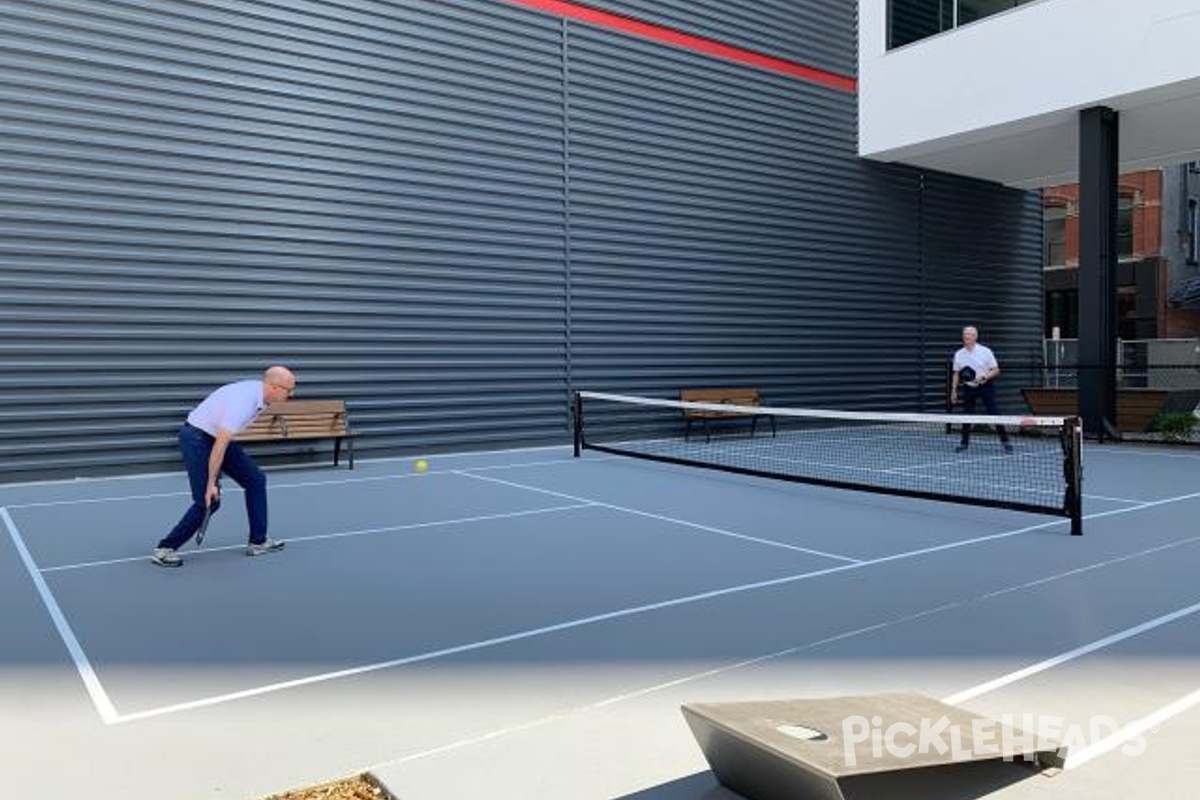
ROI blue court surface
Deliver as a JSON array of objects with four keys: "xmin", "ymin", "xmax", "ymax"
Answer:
[{"xmin": 1, "ymin": 442, "xmax": 1198, "ymax": 800}]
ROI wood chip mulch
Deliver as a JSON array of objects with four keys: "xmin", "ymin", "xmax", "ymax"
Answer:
[{"xmin": 260, "ymin": 772, "xmax": 394, "ymax": 800}]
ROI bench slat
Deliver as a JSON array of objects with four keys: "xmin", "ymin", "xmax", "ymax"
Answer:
[
  {"xmin": 234, "ymin": 399, "xmax": 356, "ymax": 467},
  {"xmin": 680, "ymin": 388, "xmax": 762, "ymax": 418},
  {"xmin": 678, "ymin": 387, "xmax": 774, "ymax": 443}
]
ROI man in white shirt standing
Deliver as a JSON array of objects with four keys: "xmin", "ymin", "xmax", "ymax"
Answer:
[
  {"xmin": 152, "ymin": 365, "xmax": 296, "ymax": 567},
  {"xmin": 951, "ymin": 326, "xmax": 1013, "ymax": 454}
]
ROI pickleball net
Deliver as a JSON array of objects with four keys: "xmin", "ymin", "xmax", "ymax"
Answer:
[{"xmin": 573, "ymin": 391, "xmax": 1083, "ymax": 535}]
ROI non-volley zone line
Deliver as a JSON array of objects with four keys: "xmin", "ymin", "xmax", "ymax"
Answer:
[
  {"xmin": 39, "ymin": 503, "xmax": 598, "ymax": 572},
  {"xmin": 78, "ymin": 487, "xmax": 1200, "ymax": 725}
]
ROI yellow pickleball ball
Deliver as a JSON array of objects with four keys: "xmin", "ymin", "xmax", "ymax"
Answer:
[{"xmin": 414, "ymin": 459, "xmax": 429, "ymax": 474}]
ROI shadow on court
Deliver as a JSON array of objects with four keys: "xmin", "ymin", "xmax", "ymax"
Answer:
[{"xmin": 613, "ymin": 761, "xmax": 1039, "ymax": 800}]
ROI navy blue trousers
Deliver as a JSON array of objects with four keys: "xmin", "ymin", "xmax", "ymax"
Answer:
[
  {"xmin": 159, "ymin": 423, "xmax": 268, "ymax": 549},
  {"xmin": 960, "ymin": 382, "xmax": 1011, "ymax": 446}
]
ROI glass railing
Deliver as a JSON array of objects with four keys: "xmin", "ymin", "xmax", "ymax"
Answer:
[{"xmin": 889, "ymin": 0, "xmax": 1041, "ymax": 50}]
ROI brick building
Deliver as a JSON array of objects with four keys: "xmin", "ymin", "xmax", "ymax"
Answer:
[{"xmin": 1043, "ymin": 165, "xmax": 1200, "ymax": 340}]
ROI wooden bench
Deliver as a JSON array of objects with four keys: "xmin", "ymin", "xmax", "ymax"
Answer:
[
  {"xmin": 1021, "ymin": 387, "xmax": 1200, "ymax": 433},
  {"xmin": 236, "ymin": 399, "xmax": 357, "ymax": 468},
  {"xmin": 679, "ymin": 388, "xmax": 776, "ymax": 443}
]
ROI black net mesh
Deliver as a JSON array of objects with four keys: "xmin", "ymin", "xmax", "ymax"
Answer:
[{"xmin": 576, "ymin": 392, "xmax": 1081, "ymax": 521}]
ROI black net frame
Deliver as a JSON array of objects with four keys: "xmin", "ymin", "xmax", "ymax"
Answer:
[{"xmin": 574, "ymin": 391, "xmax": 1083, "ymax": 536}]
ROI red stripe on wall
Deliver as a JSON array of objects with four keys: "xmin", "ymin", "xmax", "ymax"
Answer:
[{"xmin": 494, "ymin": 0, "xmax": 857, "ymax": 93}]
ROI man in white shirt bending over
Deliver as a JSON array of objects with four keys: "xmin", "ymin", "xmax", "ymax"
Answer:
[
  {"xmin": 951, "ymin": 326, "xmax": 1013, "ymax": 454},
  {"xmin": 152, "ymin": 365, "xmax": 295, "ymax": 567}
]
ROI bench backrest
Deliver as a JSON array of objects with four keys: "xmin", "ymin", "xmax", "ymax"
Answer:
[
  {"xmin": 679, "ymin": 388, "xmax": 762, "ymax": 418},
  {"xmin": 236, "ymin": 399, "xmax": 351, "ymax": 442},
  {"xmin": 1020, "ymin": 387, "xmax": 1200, "ymax": 432}
]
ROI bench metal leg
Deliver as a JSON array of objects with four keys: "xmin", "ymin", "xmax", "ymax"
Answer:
[{"xmin": 332, "ymin": 437, "xmax": 355, "ymax": 469}]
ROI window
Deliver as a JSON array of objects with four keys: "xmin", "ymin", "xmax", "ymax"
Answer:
[
  {"xmin": 1044, "ymin": 204, "xmax": 1066, "ymax": 266},
  {"xmin": 888, "ymin": 0, "xmax": 1037, "ymax": 49},
  {"xmin": 958, "ymin": 0, "xmax": 1034, "ymax": 25},
  {"xmin": 1117, "ymin": 195, "xmax": 1134, "ymax": 258},
  {"xmin": 888, "ymin": 0, "xmax": 953, "ymax": 48}
]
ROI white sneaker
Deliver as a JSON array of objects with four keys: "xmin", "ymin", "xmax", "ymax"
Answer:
[
  {"xmin": 246, "ymin": 538, "xmax": 285, "ymax": 557},
  {"xmin": 152, "ymin": 547, "xmax": 182, "ymax": 568}
]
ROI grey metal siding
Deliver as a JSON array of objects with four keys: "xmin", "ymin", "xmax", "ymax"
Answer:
[
  {"xmin": 567, "ymin": 25, "xmax": 955, "ymax": 411},
  {"xmin": 0, "ymin": 0, "xmax": 1044, "ymax": 480},
  {"xmin": 571, "ymin": 0, "xmax": 857, "ymax": 76},
  {"xmin": 920, "ymin": 171, "xmax": 1046, "ymax": 410},
  {"xmin": 1, "ymin": 0, "xmax": 569, "ymax": 477}
]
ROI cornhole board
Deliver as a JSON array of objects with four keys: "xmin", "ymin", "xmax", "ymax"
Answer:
[{"xmin": 682, "ymin": 692, "xmax": 1063, "ymax": 800}]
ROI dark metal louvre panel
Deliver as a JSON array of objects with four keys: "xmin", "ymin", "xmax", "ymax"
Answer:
[
  {"xmin": 567, "ymin": 26, "xmax": 931, "ymax": 412},
  {"xmin": 0, "ymin": 0, "xmax": 568, "ymax": 478},
  {"xmin": 919, "ymin": 171, "xmax": 1045, "ymax": 411},
  {"xmin": 571, "ymin": 0, "xmax": 856, "ymax": 77}
]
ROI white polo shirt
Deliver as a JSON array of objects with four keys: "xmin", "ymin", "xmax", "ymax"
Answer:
[
  {"xmin": 186, "ymin": 379, "xmax": 265, "ymax": 436},
  {"xmin": 953, "ymin": 344, "xmax": 999, "ymax": 381}
]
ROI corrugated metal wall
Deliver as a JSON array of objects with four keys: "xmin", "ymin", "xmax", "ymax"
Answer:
[
  {"xmin": 0, "ymin": 0, "xmax": 1043, "ymax": 481},
  {"xmin": 920, "ymin": 171, "xmax": 1046, "ymax": 411},
  {"xmin": 0, "ymin": 0, "xmax": 569, "ymax": 478}
]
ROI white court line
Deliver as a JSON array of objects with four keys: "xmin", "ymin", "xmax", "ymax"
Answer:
[
  {"xmin": 371, "ymin": 530, "xmax": 1200, "ymax": 770},
  {"xmin": 104, "ymin": 490, "xmax": 1200, "ymax": 724},
  {"xmin": 1066, "ymin": 687, "xmax": 1200, "ymax": 770},
  {"xmin": 1083, "ymin": 493, "xmax": 1151, "ymax": 505},
  {"xmin": 0, "ymin": 507, "xmax": 120, "ymax": 724},
  {"xmin": 942, "ymin": 599, "xmax": 1200, "ymax": 706},
  {"xmin": 0, "ymin": 442, "xmax": 576, "ymax": 490},
  {"xmin": 6, "ymin": 455, "xmax": 594, "ymax": 509},
  {"xmin": 1083, "ymin": 446, "xmax": 1200, "ymax": 460},
  {"xmin": 108, "ymin": 519, "xmax": 1066, "ymax": 723},
  {"xmin": 976, "ymin": 534, "xmax": 1200, "ymax": 602},
  {"xmin": 41, "ymin": 503, "xmax": 597, "ymax": 572},
  {"xmin": 456, "ymin": 470, "xmax": 863, "ymax": 564},
  {"xmin": 369, "ymin": 607, "xmax": 983, "ymax": 771},
  {"xmin": 27, "ymin": 478, "xmax": 1200, "ymax": 725}
]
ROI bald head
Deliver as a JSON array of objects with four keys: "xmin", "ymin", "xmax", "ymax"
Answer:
[
  {"xmin": 264, "ymin": 365, "xmax": 294, "ymax": 384},
  {"xmin": 263, "ymin": 365, "xmax": 296, "ymax": 403}
]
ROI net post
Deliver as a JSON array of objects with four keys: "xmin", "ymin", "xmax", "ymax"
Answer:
[
  {"xmin": 572, "ymin": 391, "xmax": 583, "ymax": 457},
  {"xmin": 1065, "ymin": 416, "xmax": 1083, "ymax": 536}
]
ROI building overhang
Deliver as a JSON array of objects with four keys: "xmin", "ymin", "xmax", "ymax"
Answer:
[
  {"xmin": 867, "ymin": 78, "xmax": 1200, "ymax": 189},
  {"xmin": 858, "ymin": 1, "xmax": 1200, "ymax": 189}
]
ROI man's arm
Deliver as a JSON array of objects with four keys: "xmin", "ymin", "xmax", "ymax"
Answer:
[
  {"xmin": 981, "ymin": 355, "xmax": 1001, "ymax": 384},
  {"xmin": 205, "ymin": 429, "xmax": 234, "ymax": 506}
]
